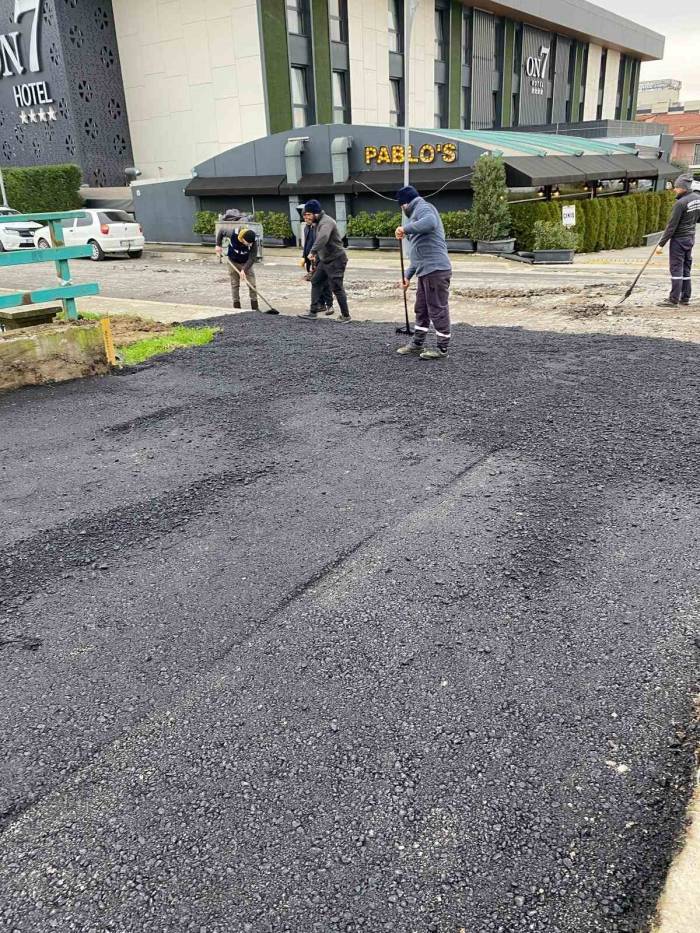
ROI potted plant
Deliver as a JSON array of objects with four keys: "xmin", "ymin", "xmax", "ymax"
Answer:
[
  {"xmin": 255, "ymin": 211, "xmax": 294, "ymax": 247},
  {"xmin": 375, "ymin": 210, "xmax": 402, "ymax": 249},
  {"xmin": 470, "ymin": 154, "xmax": 515, "ymax": 254},
  {"xmin": 528, "ymin": 220, "xmax": 577, "ymax": 263},
  {"xmin": 193, "ymin": 210, "xmax": 217, "ymax": 245},
  {"xmin": 346, "ymin": 211, "xmax": 379, "ymax": 249},
  {"xmin": 442, "ymin": 210, "xmax": 475, "ymax": 252}
]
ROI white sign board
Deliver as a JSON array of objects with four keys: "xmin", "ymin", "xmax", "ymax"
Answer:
[{"xmin": 562, "ymin": 205, "xmax": 576, "ymax": 227}]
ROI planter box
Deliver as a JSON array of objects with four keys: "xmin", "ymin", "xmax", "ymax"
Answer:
[
  {"xmin": 476, "ymin": 238, "xmax": 516, "ymax": 255},
  {"xmin": 378, "ymin": 237, "xmax": 400, "ymax": 250},
  {"xmin": 263, "ymin": 237, "xmax": 287, "ymax": 247},
  {"xmin": 446, "ymin": 238, "xmax": 476, "ymax": 253},
  {"xmin": 531, "ymin": 248, "xmax": 575, "ymax": 264},
  {"xmin": 347, "ymin": 236, "xmax": 378, "ymax": 250},
  {"xmin": 200, "ymin": 234, "xmax": 216, "ymax": 245}
]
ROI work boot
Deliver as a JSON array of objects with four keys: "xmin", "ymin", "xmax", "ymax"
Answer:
[
  {"xmin": 298, "ymin": 311, "xmax": 319, "ymax": 320},
  {"xmin": 337, "ymin": 314, "xmax": 351, "ymax": 323},
  {"xmin": 325, "ymin": 306, "xmax": 335, "ymax": 316},
  {"xmin": 657, "ymin": 298, "xmax": 679, "ymax": 307},
  {"xmin": 233, "ymin": 300, "xmax": 242, "ymax": 310},
  {"xmin": 251, "ymin": 300, "xmax": 259, "ymax": 311},
  {"xmin": 420, "ymin": 348, "xmax": 448, "ymax": 360},
  {"xmin": 396, "ymin": 343, "xmax": 423, "ymax": 355},
  {"xmin": 680, "ymin": 299, "xmax": 690, "ymax": 305}
]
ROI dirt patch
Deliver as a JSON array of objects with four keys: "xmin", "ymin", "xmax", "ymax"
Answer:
[{"xmin": 106, "ymin": 315, "xmax": 171, "ymax": 346}]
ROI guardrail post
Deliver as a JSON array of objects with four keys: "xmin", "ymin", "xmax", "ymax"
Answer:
[{"xmin": 47, "ymin": 217, "xmax": 78, "ymax": 321}]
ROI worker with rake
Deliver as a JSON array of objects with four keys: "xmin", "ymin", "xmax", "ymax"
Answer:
[
  {"xmin": 215, "ymin": 226, "xmax": 259, "ymax": 311},
  {"xmin": 394, "ymin": 185, "xmax": 453, "ymax": 360}
]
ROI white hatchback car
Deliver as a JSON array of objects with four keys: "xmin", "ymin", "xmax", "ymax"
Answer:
[
  {"xmin": 34, "ymin": 209, "xmax": 145, "ymax": 261},
  {"xmin": 0, "ymin": 207, "xmax": 41, "ymax": 251}
]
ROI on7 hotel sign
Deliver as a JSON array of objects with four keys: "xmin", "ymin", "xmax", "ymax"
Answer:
[
  {"xmin": 526, "ymin": 45, "xmax": 550, "ymax": 96},
  {"xmin": 0, "ymin": 0, "xmax": 57, "ymax": 121}
]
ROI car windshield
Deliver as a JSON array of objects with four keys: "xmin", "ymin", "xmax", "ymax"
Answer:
[
  {"xmin": 99, "ymin": 211, "xmax": 134, "ymax": 223},
  {"xmin": 0, "ymin": 209, "xmax": 19, "ymax": 216}
]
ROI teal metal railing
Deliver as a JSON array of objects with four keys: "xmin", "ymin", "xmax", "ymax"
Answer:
[{"xmin": 0, "ymin": 210, "xmax": 100, "ymax": 321}]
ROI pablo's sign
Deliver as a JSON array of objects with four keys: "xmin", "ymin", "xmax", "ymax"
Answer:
[
  {"xmin": 525, "ymin": 45, "xmax": 550, "ymax": 96},
  {"xmin": 0, "ymin": 0, "xmax": 57, "ymax": 123},
  {"xmin": 364, "ymin": 142, "xmax": 458, "ymax": 166}
]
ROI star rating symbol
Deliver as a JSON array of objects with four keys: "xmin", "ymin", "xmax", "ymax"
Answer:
[
  {"xmin": 38, "ymin": 108, "xmax": 47, "ymax": 122},
  {"xmin": 47, "ymin": 106, "xmax": 57, "ymax": 122},
  {"xmin": 19, "ymin": 110, "xmax": 28, "ymax": 124},
  {"xmin": 28, "ymin": 109, "xmax": 38, "ymax": 123}
]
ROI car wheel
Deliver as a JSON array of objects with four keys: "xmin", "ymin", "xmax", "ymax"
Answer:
[
  {"xmin": 128, "ymin": 250, "xmax": 143, "ymax": 259},
  {"xmin": 89, "ymin": 240, "xmax": 105, "ymax": 261},
  {"xmin": 38, "ymin": 238, "xmax": 51, "ymax": 249}
]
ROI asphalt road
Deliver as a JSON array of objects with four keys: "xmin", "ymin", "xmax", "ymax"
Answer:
[{"xmin": 1, "ymin": 314, "xmax": 698, "ymax": 933}]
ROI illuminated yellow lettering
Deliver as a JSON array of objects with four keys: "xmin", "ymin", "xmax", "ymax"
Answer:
[
  {"xmin": 442, "ymin": 142, "xmax": 457, "ymax": 163},
  {"xmin": 377, "ymin": 145, "xmax": 391, "ymax": 164},
  {"xmin": 391, "ymin": 145, "xmax": 405, "ymax": 164},
  {"xmin": 364, "ymin": 146, "xmax": 378, "ymax": 164},
  {"xmin": 408, "ymin": 144, "xmax": 419, "ymax": 164},
  {"xmin": 419, "ymin": 144, "xmax": 435, "ymax": 164}
]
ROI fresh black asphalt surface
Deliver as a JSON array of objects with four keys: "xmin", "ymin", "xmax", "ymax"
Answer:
[{"xmin": 1, "ymin": 313, "xmax": 698, "ymax": 933}]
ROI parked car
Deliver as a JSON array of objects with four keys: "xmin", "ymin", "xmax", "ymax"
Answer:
[
  {"xmin": 34, "ymin": 209, "xmax": 144, "ymax": 261},
  {"xmin": 0, "ymin": 207, "xmax": 41, "ymax": 251}
]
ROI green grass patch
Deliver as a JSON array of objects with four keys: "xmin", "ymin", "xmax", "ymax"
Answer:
[
  {"xmin": 118, "ymin": 325, "xmax": 219, "ymax": 365},
  {"xmin": 56, "ymin": 310, "xmax": 103, "ymax": 321}
]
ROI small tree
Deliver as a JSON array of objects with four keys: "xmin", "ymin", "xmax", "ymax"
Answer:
[
  {"xmin": 193, "ymin": 211, "xmax": 217, "ymax": 236},
  {"xmin": 470, "ymin": 154, "xmax": 511, "ymax": 241}
]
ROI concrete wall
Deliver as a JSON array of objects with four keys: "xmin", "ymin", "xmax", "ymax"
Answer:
[
  {"xmin": 347, "ymin": 0, "xmax": 392, "ymax": 124},
  {"xmin": 582, "ymin": 43, "xmax": 602, "ymax": 121},
  {"xmin": 112, "ymin": 0, "xmax": 267, "ymax": 180},
  {"xmin": 132, "ymin": 177, "xmax": 199, "ymax": 243},
  {"xmin": 0, "ymin": 324, "xmax": 108, "ymax": 393},
  {"xmin": 601, "ymin": 49, "xmax": 621, "ymax": 120},
  {"xmin": 408, "ymin": 0, "xmax": 437, "ymax": 131}
]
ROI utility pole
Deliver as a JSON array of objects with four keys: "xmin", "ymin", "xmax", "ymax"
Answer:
[{"xmin": 403, "ymin": 0, "xmax": 420, "ymax": 187}]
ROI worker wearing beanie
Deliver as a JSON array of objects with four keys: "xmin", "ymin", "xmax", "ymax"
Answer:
[
  {"xmin": 395, "ymin": 185, "xmax": 452, "ymax": 360},
  {"xmin": 216, "ymin": 226, "xmax": 259, "ymax": 310},
  {"xmin": 297, "ymin": 199, "xmax": 351, "ymax": 322},
  {"xmin": 656, "ymin": 174, "xmax": 700, "ymax": 307}
]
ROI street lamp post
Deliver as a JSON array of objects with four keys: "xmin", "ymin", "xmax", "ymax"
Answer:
[{"xmin": 403, "ymin": 0, "xmax": 420, "ymax": 187}]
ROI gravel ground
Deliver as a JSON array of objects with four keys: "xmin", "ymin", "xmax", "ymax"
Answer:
[{"xmin": 1, "ymin": 313, "xmax": 699, "ymax": 933}]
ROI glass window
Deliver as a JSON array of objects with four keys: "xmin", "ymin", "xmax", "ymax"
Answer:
[
  {"xmin": 99, "ymin": 210, "xmax": 134, "ymax": 223},
  {"xmin": 388, "ymin": 0, "xmax": 402, "ymax": 53},
  {"xmin": 434, "ymin": 83, "xmax": 447, "ymax": 128},
  {"xmin": 332, "ymin": 71, "xmax": 350, "ymax": 123},
  {"xmin": 461, "ymin": 86, "xmax": 470, "ymax": 129},
  {"xmin": 389, "ymin": 77, "xmax": 403, "ymax": 126},
  {"xmin": 329, "ymin": 0, "xmax": 347, "ymax": 43},
  {"xmin": 291, "ymin": 66, "xmax": 309, "ymax": 127},
  {"xmin": 461, "ymin": 9, "xmax": 471, "ymax": 64},
  {"xmin": 435, "ymin": 7, "xmax": 447, "ymax": 62},
  {"xmin": 286, "ymin": 0, "xmax": 306, "ymax": 35},
  {"xmin": 693, "ymin": 143, "xmax": 700, "ymax": 165}
]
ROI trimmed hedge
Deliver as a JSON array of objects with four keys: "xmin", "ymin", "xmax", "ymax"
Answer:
[
  {"xmin": 193, "ymin": 210, "xmax": 217, "ymax": 236},
  {"xmin": 509, "ymin": 190, "xmax": 676, "ymax": 253},
  {"xmin": 4, "ymin": 164, "xmax": 82, "ymax": 214}
]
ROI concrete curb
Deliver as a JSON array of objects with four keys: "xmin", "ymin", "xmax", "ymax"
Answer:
[{"xmin": 652, "ymin": 746, "xmax": 700, "ymax": 933}]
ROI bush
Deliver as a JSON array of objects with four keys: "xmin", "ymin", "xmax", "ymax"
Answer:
[
  {"xmin": 531, "ymin": 221, "xmax": 578, "ymax": 251},
  {"xmin": 346, "ymin": 211, "xmax": 378, "ymax": 237},
  {"xmin": 193, "ymin": 210, "xmax": 217, "ymax": 236},
  {"xmin": 442, "ymin": 210, "xmax": 472, "ymax": 239},
  {"xmin": 4, "ymin": 164, "xmax": 82, "ymax": 214},
  {"xmin": 470, "ymin": 154, "xmax": 511, "ymax": 241},
  {"xmin": 372, "ymin": 210, "xmax": 402, "ymax": 237},
  {"xmin": 658, "ymin": 189, "xmax": 676, "ymax": 228},
  {"xmin": 254, "ymin": 210, "xmax": 293, "ymax": 240}
]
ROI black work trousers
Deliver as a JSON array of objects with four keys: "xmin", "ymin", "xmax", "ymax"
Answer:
[
  {"xmin": 311, "ymin": 254, "xmax": 349, "ymax": 317},
  {"xmin": 669, "ymin": 236, "xmax": 694, "ymax": 303},
  {"xmin": 305, "ymin": 258, "xmax": 333, "ymax": 308}
]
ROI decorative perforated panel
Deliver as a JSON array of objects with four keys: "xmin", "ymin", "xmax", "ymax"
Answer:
[{"xmin": 0, "ymin": 0, "xmax": 132, "ymax": 185}]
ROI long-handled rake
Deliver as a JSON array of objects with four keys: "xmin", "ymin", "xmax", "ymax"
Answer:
[
  {"xmin": 617, "ymin": 243, "xmax": 660, "ymax": 306},
  {"xmin": 238, "ymin": 270, "xmax": 280, "ymax": 315},
  {"xmin": 396, "ymin": 238, "xmax": 413, "ymax": 336}
]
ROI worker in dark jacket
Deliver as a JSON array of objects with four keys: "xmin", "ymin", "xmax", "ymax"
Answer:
[
  {"xmin": 215, "ymin": 227, "xmax": 259, "ymax": 310},
  {"xmin": 394, "ymin": 185, "xmax": 452, "ymax": 360},
  {"xmin": 657, "ymin": 174, "xmax": 700, "ymax": 307},
  {"xmin": 298, "ymin": 200, "xmax": 351, "ymax": 322},
  {"xmin": 300, "ymin": 210, "xmax": 334, "ymax": 315}
]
